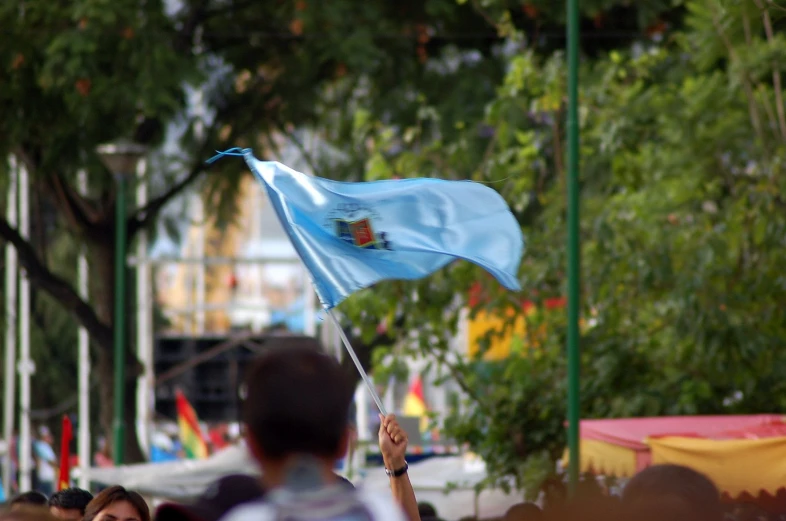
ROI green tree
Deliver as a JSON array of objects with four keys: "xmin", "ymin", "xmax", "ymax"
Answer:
[
  {"xmin": 0, "ymin": 0, "xmax": 517, "ymax": 458},
  {"xmin": 326, "ymin": 0, "xmax": 786, "ymax": 492},
  {"xmin": 0, "ymin": 0, "xmax": 199, "ymax": 460},
  {"xmin": 2, "ymin": 0, "xmax": 782, "ymax": 478}
]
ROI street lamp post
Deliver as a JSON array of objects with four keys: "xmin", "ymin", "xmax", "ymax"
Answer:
[{"xmin": 96, "ymin": 140, "xmax": 147, "ymax": 466}]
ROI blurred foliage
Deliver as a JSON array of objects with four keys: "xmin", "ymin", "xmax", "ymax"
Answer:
[
  {"xmin": 1, "ymin": 0, "xmax": 786, "ymax": 475},
  {"xmin": 321, "ymin": 0, "xmax": 786, "ymax": 491}
]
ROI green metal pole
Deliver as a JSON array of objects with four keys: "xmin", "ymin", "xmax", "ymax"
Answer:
[
  {"xmin": 113, "ymin": 175, "xmax": 127, "ymax": 466},
  {"xmin": 566, "ymin": 0, "xmax": 581, "ymax": 495}
]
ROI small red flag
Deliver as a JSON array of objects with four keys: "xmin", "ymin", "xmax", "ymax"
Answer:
[{"xmin": 57, "ymin": 415, "xmax": 73, "ymax": 491}]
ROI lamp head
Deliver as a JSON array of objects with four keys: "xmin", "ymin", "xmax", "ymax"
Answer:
[{"xmin": 96, "ymin": 139, "xmax": 147, "ymax": 176}]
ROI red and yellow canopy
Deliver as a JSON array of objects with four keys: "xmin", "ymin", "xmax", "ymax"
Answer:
[{"xmin": 563, "ymin": 415, "xmax": 786, "ymax": 501}]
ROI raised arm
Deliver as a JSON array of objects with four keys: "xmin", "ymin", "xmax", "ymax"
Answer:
[{"xmin": 378, "ymin": 414, "xmax": 421, "ymax": 521}]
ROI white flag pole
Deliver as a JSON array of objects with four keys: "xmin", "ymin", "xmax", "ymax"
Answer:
[
  {"xmin": 135, "ymin": 158, "xmax": 153, "ymax": 461},
  {"xmin": 325, "ymin": 309, "xmax": 386, "ymax": 416},
  {"xmin": 77, "ymin": 170, "xmax": 91, "ymax": 489},
  {"xmin": 3, "ymin": 158, "xmax": 18, "ymax": 494},
  {"xmin": 18, "ymin": 162, "xmax": 32, "ymax": 493}
]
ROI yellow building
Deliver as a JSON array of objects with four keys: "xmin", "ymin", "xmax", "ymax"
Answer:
[
  {"xmin": 155, "ymin": 137, "xmax": 317, "ymax": 334},
  {"xmin": 465, "ymin": 294, "xmax": 570, "ymax": 361}
]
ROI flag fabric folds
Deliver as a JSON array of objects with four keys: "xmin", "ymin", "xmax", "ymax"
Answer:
[
  {"xmin": 175, "ymin": 390, "xmax": 209, "ymax": 459},
  {"xmin": 235, "ymin": 149, "xmax": 523, "ymax": 309},
  {"xmin": 57, "ymin": 415, "xmax": 72, "ymax": 491}
]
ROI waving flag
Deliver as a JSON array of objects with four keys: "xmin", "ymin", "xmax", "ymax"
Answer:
[
  {"xmin": 220, "ymin": 149, "xmax": 524, "ymax": 308},
  {"xmin": 403, "ymin": 376, "xmax": 427, "ymax": 418},
  {"xmin": 57, "ymin": 415, "xmax": 72, "ymax": 491},
  {"xmin": 403, "ymin": 376, "xmax": 430, "ymax": 433},
  {"xmin": 175, "ymin": 390, "xmax": 209, "ymax": 459}
]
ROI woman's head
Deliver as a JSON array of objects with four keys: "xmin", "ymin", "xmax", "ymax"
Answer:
[{"xmin": 83, "ymin": 487, "xmax": 150, "ymax": 521}]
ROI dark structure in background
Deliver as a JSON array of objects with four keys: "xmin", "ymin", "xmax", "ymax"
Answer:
[{"xmin": 154, "ymin": 333, "xmax": 321, "ymax": 422}]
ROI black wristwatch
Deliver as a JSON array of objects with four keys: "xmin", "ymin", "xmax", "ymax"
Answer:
[{"xmin": 385, "ymin": 462, "xmax": 409, "ymax": 478}]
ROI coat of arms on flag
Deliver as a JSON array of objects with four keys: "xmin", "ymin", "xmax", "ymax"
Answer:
[{"xmin": 334, "ymin": 217, "xmax": 391, "ymax": 250}]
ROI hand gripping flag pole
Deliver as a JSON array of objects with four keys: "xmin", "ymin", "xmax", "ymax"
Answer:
[{"xmin": 207, "ymin": 149, "xmax": 524, "ymax": 415}]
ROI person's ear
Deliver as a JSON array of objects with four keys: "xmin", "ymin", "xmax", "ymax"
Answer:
[
  {"xmin": 245, "ymin": 430, "xmax": 265, "ymax": 463},
  {"xmin": 335, "ymin": 427, "xmax": 351, "ymax": 460}
]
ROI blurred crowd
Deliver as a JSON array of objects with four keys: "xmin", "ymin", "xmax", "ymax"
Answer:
[{"xmin": 0, "ymin": 342, "xmax": 778, "ymax": 521}]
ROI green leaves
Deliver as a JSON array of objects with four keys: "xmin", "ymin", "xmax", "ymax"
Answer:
[
  {"xmin": 0, "ymin": 0, "xmax": 197, "ymax": 182},
  {"xmin": 2, "ymin": 0, "xmax": 785, "ymax": 483},
  {"xmin": 328, "ymin": 0, "xmax": 786, "ymax": 491}
]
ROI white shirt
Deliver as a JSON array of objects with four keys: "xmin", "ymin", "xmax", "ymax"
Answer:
[
  {"xmin": 34, "ymin": 440, "xmax": 57, "ymax": 482},
  {"xmin": 221, "ymin": 485, "xmax": 406, "ymax": 521}
]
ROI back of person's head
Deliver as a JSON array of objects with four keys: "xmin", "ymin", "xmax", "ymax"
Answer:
[
  {"xmin": 84, "ymin": 486, "xmax": 150, "ymax": 521},
  {"xmin": 48, "ymin": 488, "xmax": 93, "ymax": 518},
  {"xmin": 417, "ymin": 503, "xmax": 437, "ymax": 519},
  {"xmin": 504, "ymin": 502, "xmax": 542, "ymax": 521},
  {"xmin": 242, "ymin": 341, "xmax": 354, "ymax": 463},
  {"xmin": 10, "ymin": 493, "xmax": 48, "ymax": 511},
  {"xmin": 622, "ymin": 464, "xmax": 721, "ymax": 521}
]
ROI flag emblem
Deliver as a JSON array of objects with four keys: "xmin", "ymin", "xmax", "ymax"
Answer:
[
  {"xmin": 335, "ymin": 218, "xmax": 391, "ymax": 250},
  {"xmin": 350, "ymin": 218, "xmax": 374, "ymax": 247}
]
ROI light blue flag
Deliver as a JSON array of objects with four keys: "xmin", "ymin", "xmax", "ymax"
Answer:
[{"xmin": 212, "ymin": 148, "xmax": 524, "ymax": 309}]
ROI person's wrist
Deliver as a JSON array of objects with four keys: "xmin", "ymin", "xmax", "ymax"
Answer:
[{"xmin": 384, "ymin": 455, "xmax": 407, "ymax": 471}]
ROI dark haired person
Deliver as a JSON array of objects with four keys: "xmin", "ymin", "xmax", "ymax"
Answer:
[
  {"xmin": 156, "ymin": 474, "xmax": 263, "ymax": 521},
  {"xmin": 622, "ymin": 464, "xmax": 722, "ymax": 521},
  {"xmin": 416, "ymin": 504, "xmax": 436, "ymax": 520},
  {"xmin": 83, "ymin": 486, "xmax": 150, "ymax": 521},
  {"xmin": 503, "ymin": 503, "xmax": 542, "ymax": 521},
  {"xmin": 219, "ymin": 345, "xmax": 413, "ymax": 521},
  {"xmin": 9, "ymin": 492, "xmax": 48, "ymax": 511},
  {"xmin": 48, "ymin": 488, "xmax": 93, "ymax": 521}
]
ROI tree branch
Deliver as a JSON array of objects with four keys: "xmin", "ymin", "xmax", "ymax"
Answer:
[
  {"xmin": 710, "ymin": 10, "xmax": 767, "ymax": 150},
  {"xmin": 470, "ymin": 0, "xmax": 502, "ymax": 31},
  {"xmin": 15, "ymin": 145, "xmax": 100, "ymax": 234},
  {"xmin": 49, "ymin": 173, "xmax": 96, "ymax": 232},
  {"xmin": 128, "ymin": 158, "xmax": 207, "ymax": 237},
  {"xmin": 0, "ymin": 215, "xmax": 113, "ymax": 350},
  {"xmin": 129, "ymin": 72, "xmax": 277, "ymax": 237},
  {"xmin": 174, "ymin": 0, "xmax": 212, "ymax": 54},
  {"xmin": 274, "ymin": 120, "xmax": 321, "ymax": 175},
  {"xmin": 752, "ymin": 0, "xmax": 786, "ymax": 142}
]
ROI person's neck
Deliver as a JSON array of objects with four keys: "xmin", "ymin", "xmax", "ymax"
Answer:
[{"xmin": 260, "ymin": 454, "xmax": 338, "ymax": 491}]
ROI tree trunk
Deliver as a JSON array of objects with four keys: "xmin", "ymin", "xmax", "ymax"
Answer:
[{"xmin": 90, "ymin": 238, "xmax": 144, "ymax": 463}]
